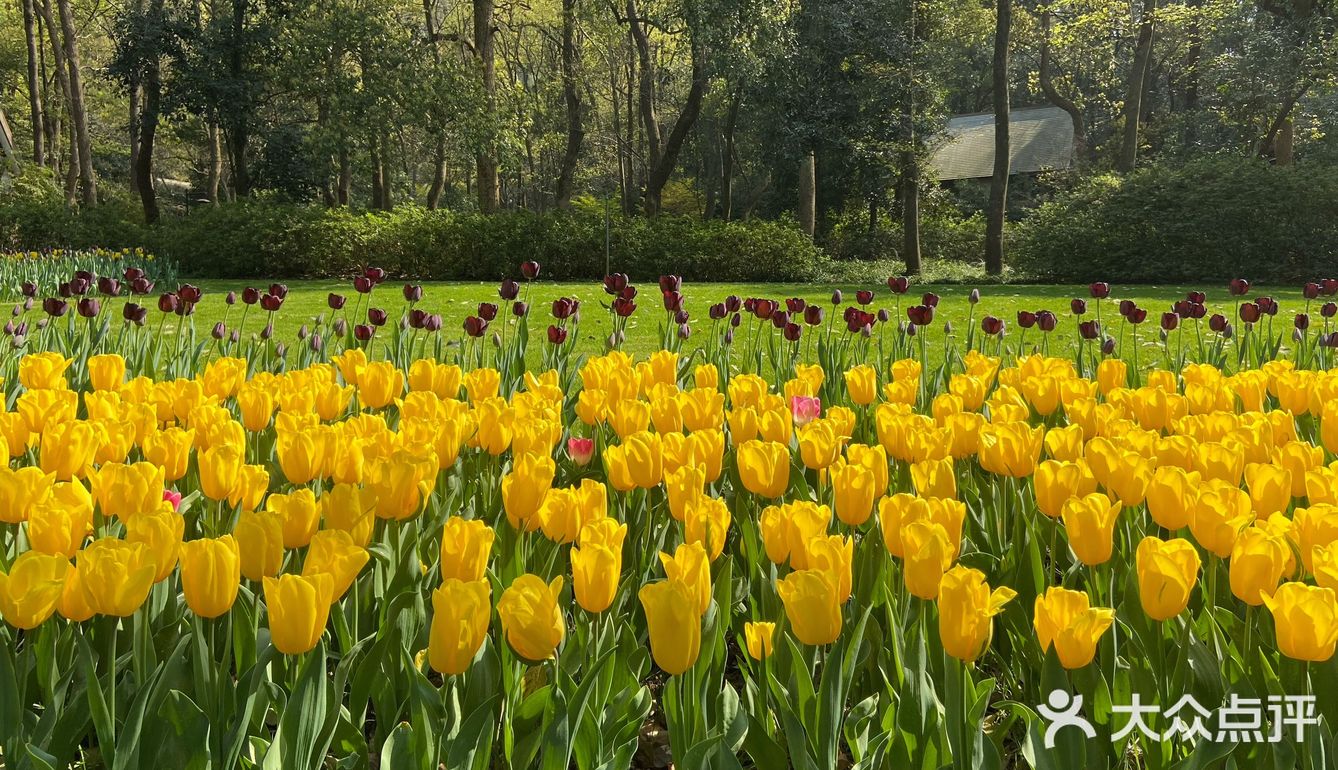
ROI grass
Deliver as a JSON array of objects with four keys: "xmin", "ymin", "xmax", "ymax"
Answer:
[{"xmin": 143, "ymin": 279, "xmax": 1317, "ymax": 365}]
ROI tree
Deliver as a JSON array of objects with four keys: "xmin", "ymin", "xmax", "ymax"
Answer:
[
  {"xmin": 55, "ymin": 0, "xmax": 96, "ymax": 204},
  {"xmin": 985, "ymin": 0, "xmax": 1009, "ymax": 275},
  {"xmin": 21, "ymin": 0, "xmax": 45, "ymax": 166},
  {"xmin": 475, "ymin": 0, "xmax": 500, "ymax": 212}
]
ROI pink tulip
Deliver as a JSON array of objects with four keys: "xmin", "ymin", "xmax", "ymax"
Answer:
[
  {"xmin": 791, "ymin": 396, "xmax": 821, "ymax": 427},
  {"xmin": 163, "ymin": 489, "xmax": 182, "ymax": 512},
  {"xmin": 567, "ymin": 437, "xmax": 595, "ymax": 467}
]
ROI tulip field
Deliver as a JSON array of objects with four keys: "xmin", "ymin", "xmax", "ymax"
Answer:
[{"xmin": 8, "ymin": 255, "xmax": 1338, "ymax": 769}]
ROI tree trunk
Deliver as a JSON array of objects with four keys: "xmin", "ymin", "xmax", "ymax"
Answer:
[
  {"xmin": 1274, "ymin": 118, "xmax": 1294, "ymax": 166},
  {"xmin": 370, "ymin": 137, "xmax": 386, "ymax": 210},
  {"xmin": 474, "ymin": 0, "xmax": 500, "ymax": 212},
  {"xmin": 555, "ymin": 0, "xmax": 583, "ymax": 209},
  {"xmin": 40, "ymin": 0, "xmax": 76, "ymax": 203},
  {"xmin": 798, "ymin": 150, "xmax": 816, "ymax": 237},
  {"xmin": 55, "ymin": 0, "xmax": 96, "ymax": 205},
  {"xmin": 629, "ymin": 0, "xmax": 708, "ymax": 216},
  {"xmin": 129, "ymin": 82, "xmax": 142, "ymax": 191},
  {"xmin": 1038, "ymin": 10, "xmax": 1088, "ymax": 163},
  {"xmin": 1117, "ymin": 0, "xmax": 1155, "ymax": 173},
  {"xmin": 22, "ymin": 0, "xmax": 46, "ymax": 166},
  {"xmin": 427, "ymin": 138, "xmax": 448, "ymax": 209},
  {"xmin": 226, "ymin": 0, "xmax": 251, "ymax": 196},
  {"xmin": 720, "ymin": 80, "xmax": 741, "ymax": 221},
  {"xmin": 901, "ymin": 151, "xmax": 922, "ymax": 274},
  {"xmin": 135, "ymin": 0, "xmax": 163, "ymax": 224},
  {"xmin": 207, "ymin": 120, "xmax": 222, "ymax": 203},
  {"xmin": 985, "ymin": 0, "xmax": 1010, "ymax": 276}
]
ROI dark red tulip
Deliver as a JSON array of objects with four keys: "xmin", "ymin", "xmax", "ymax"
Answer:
[
  {"xmin": 981, "ymin": 316, "xmax": 1004, "ymax": 336},
  {"xmin": 1127, "ymin": 308, "xmax": 1147, "ymax": 324},
  {"xmin": 122, "ymin": 302, "xmax": 147, "ymax": 325},
  {"xmin": 1255, "ymin": 297, "xmax": 1278, "ymax": 316},
  {"xmin": 547, "ymin": 325, "xmax": 568, "ymax": 345},
  {"xmin": 368, "ymin": 308, "xmax": 388, "ymax": 326},
  {"xmin": 268, "ymin": 283, "xmax": 288, "ymax": 299},
  {"xmin": 424, "ymin": 314, "xmax": 443, "ymax": 332},
  {"xmin": 786, "ymin": 297, "xmax": 807, "ymax": 313},
  {"xmin": 98, "ymin": 277, "xmax": 121, "ymax": 296},
  {"xmin": 613, "ymin": 297, "xmax": 637, "ymax": 317},
  {"xmin": 1229, "ymin": 278, "xmax": 1250, "ymax": 296},
  {"xmin": 1323, "ymin": 302, "xmax": 1338, "ymax": 318},
  {"xmin": 513, "ymin": 301, "xmax": 528, "ymax": 317},
  {"xmin": 353, "ymin": 276, "xmax": 374, "ymax": 294},
  {"xmin": 784, "ymin": 322, "xmax": 802, "ymax": 342},
  {"xmin": 754, "ymin": 300, "xmax": 777, "ymax": 319},
  {"xmin": 43, "ymin": 298, "xmax": 68, "ymax": 317},
  {"xmin": 477, "ymin": 303, "xmax": 498, "ymax": 321},
  {"xmin": 553, "ymin": 298, "xmax": 576, "ymax": 319},
  {"xmin": 178, "ymin": 284, "xmax": 202, "ymax": 304},
  {"xmin": 708, "ymin": 303, "xmax": 727, "ymax": 320},
  {"xmin": 158, "ymin": 293, "xmax": 179, "ymax": 313},
  {"xmin": 1017, "ymin": 310, "xmax": 1036, "ymax": 329},
  {"xmin": 328, "ymin": 293, "xmax": 346, "ymax": 310},
  {"xmin": 354, "ymin": 324, "xmax": 374, "ymax": 341},
  {"xmin": 830, "ymin": 290, "xmax": 843, "ymax": 305},
  {"xmin": 520, "ymin": 260, "xmax": 541, "ymax": 280},
  {"xmin": 77, "ymin": 298, "xmax": 100, "ymax": 318},
  {"xmin": 1079, "ymin": 320, "xmax": 1101, "ymax": 339},
  {"xmin": 724, "ymin": 295, "xmax": 742, "ymax": 313},
  {"xmin": 463, "ymin": 316, "xmax": 488, "ymax": 337},
  {"xmin": 663, "ymin": 291, "xmax": 684, "ymax": 312},
  {"xmin": 887, "ymin": 276, "xmax": 910, "ymax": 294},
  {"xmin": 1119, "ymin": 299, "xmax": 1136, "ymax": 317},
  {"xmin": 907, "ymin": 305, "xmax": 934, "ymax": 326},
  {"xmin": 804, "ymin": 306, "xmax": 824, "ymax": 325},
  {"xmin": 364, "ymin": 267, "xmax": 387, "ymax": 284},
  {"xmin": 21, "ymin": 281, "xmax": 37, "ymax": 298},
  {"xmin": 260, "ymin": 294, "xmax": 283, "ymax": 312},
  {"xmin": 123, "ymin": 267, "xmax": 145, "ymax": 282},
  {"xmin": 1209, "ymin": 313, "xmax": 1228, "ymax": 332},
  {"xmin": 855, "ymin": 290, "xmax": 874, "ymax": 306},
  {"xmin": 921, "ymin": 293, "xmax": 940, "ymax": 308},
  {"xmin": 409, "ymin": 309, "xmax": 428, "ymax": 329},
  {"xmin": 1037, "ymin": 311, "xmax": 1058, "ymax": 331},
  {"xmin": 131, "ymin": 277, "xmax": 153, "ymax": 295},
  {"xmin": 499, "ymin": 279, "xmax": 520, "ymax": 301},
  {"xmin": 659, "ymin": 275, "xmax": 682, "ymax": 293},
  {"xmin": 1089, "ymin": 282, "xmax": 1110, "ymax": 299},
  {"xmin": 1186, "ymin": 291, "xmax": 1206, "ymax": 304},
  {"xmin": 1240, "ymin": 303, "xmax": 1261, "ymax": 323},
  {"xmin": 403, "ymin": 284, "xmax": 423, "ymax": 303},
  {"xmin": 1071, "ymin": 298, "xmax": 1087, "ymax": 315},
  {"xmin": 1160, "ymin": 312, "xmax": 1178, "ymax": 331},
  {"xmin": 1296, "ymin": 313, "xmax": 1311, "ymax": 331},
  {"xmin": 1322, "ymin": 279, "xmax": 1338, "ymax": 296},
  {"xmin": 1305, "ymin": 283, "xmax": 1321, "ymax": 300},
  {"xmin": 603, "ymin": 273, "xmax": 628, "ymax": 295}
]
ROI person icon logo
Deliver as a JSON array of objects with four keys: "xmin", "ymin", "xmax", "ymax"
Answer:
[{"xmin": 1038, "ymin": 689, "xmax": 1097, "ymax": 748}]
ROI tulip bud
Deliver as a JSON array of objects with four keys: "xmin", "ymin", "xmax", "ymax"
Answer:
[
  {"xmin": 211, "ymin": 322, "xmax": 226, "ymax": 340},
  {"xmin": 969, "ymin": 288, "xmax": 980, "ymax": 304},
  {"xmin": 499, "ymin": 279, "xmax": 520, "ymax": 300}
]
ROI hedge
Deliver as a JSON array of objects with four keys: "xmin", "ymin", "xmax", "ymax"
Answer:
[
  {"xmin": 0, "ymin": 184, "xmax": 836, "ymax": 282},
  {"xmin": 1012, "ymin": 158, "xmax": 1338, "ymax": 283}
]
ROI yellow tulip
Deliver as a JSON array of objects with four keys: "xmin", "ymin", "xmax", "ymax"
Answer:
[
  {"xmin": 497, "ymin": 574, "xmax": 565, "ymax": 662},
  {"xmin": 0, "ymin": 467, "xmax": 54, "ymax": 523},
  {"xmin": 1244, "ymin": 463, "xmax": 1292, "ymax": 518},
  {"xmin": 776, "ymin": 569, "xmax": 843, "ymax": 646},
  {"xmin": 78, "ymin": 539, "xmax": 155, "ymax": 617},
  {"xmin": 234, "ymin": 509, "xmax": 285, "ymax": 581},
  {"xmin": 1189, "ymin": 481, "xmax": 1254, "ymax": 558},
  {"xmin": 1261, "ymin": 583, "xmax": 1338, "ymax": 662},
  {"xmin": 142, "ymin": 427, "xmax": 194, "ymax": 482},
  {"xmin": 846, "ymin": 443, "xmax": 889, "ymax": 495},
  {"xmin": 124, "ymin": 501, "xmax": 184, "ymax": 582},
  {"xmin": 90, "ymin": 461, "xmax": 164, "ymax": 520},
  {"xmin": 572, "ymin": 538, "xmax": 621, "ymax": 613},
  {"xmin": 198, "ymin": 444, "xmax": 243, "ymax": 502},
  {"xmin": 760, "ymin": 502, "xmax": 832, "ymax": 567},
  {"xmin": 267, "ymin": 489, "xmax": 320, "ymax": 549},
  {"xmin": 683, "ymin": 495, "xmax": 731, "ymax": 560},
  {"xmin": 903, "ymin": 520, "xmax": 954, "ymax": 599},
  {"xmin": 659, "ymin": 542, "xmax": 712, "ymax": 616},
  {"xmin": 1312, "ymin": 542, "xmax": 1338, "ymax": 592},
  {"xmin": 27, "ymin": 496, "xmax": 91, "ymax": 558},
  {"xmin": 744, "ymin": 621, "xmax": 776, "ymax": 661},
  {"xmin": 1146, "ymin": 465, "xmax": 1200, "ymax": 531},
  {"xmin": 1034, "ymin": 460, "xmax": 1083, "ymax": 519},
  {"xmin": 180, "ymin": 535, "xmax": 241, "ymax": 618},
  {"xmin": 801, "ymin": 534, "xmax": 853, "ymax": 603},
  {"xmin": 1229, "ymin": 527, "xmax": 1289, "ymax": 606},
  {"xmin": 844, "ymin": 365, "xmax": 877, "ymax": 406},
  {"xmin": 937, "ymin": 565, "xmax": 1016, "ymax": 662},
  {"xmin": 429, "ymin": 579, "xmax": 491, "ymax": 675},
  {"xmin": 19, "ymin": 352, "xmax": 72, "ymax": 390},
  {"xmin": 87, "ymin": 354, "xmax": 126, "ymax": 392},
  {"xmin": 365, "ymin": 449, "xmax": 437, "ymax": 520},
  {"xmin": 0, "ymin": 551, "xmax": 71, "ymax": 629},
  {"xmin": 604, "ymin": 431, "xmax": 662, "ymax": 491},
  {"xmin": 831, "ymin": 461, "xmax": 876, "ymax": 526},
  {"xmin": 1096, "ymin": 358, "xmax": 1127, "ymax": 395},
  {"xmin": 639, "ymin": 580, "xmax": 702, "ymax": 675},
  {"xmin": 319, "ymin": 483, "xmax": 374, "ymax": 547},
  {"xmin": 910, "ymin": 457, "xmax": 956, "ymax": 500},
  {"xmin": 0, "ymin": 412, "xmax": 30, "ymax": 458},
  {"xmin": 264, "ymin": 573, "xmax": 334, "ymax": 654},
  {"xmin": 737, "ymin": 440, "xmax": 790, "ymax": 499},
  {"xmin": 440, "ymin": 517, "xmax": 495, "ymax": 582},
  {"xmin": 1062, "ymin": 493, "xmax": 1122, "ymax": 566},
  {"xmin": 537, "ymin": 479, "xmax": 606, "ymax": 544},
  {"xmin": 1275, "ymin": 441, "xmax": 1323, "ymax": 498},
  {"xmin": 502, "ymin": 452, "xmax": 556, "ymax": 531},
  {"xmin": 463, "ymin": 367, "xmax": 501, "ymax": 403},
  {"xmin": 978, "ymin": 422, "xmax": 1043, "ymax": 478},
  {"xmin": 798, "ymin": 419, "xmax": 842, "ymax": 470},
  {"xmin": 409, "ymin": 359, "xmax": 462, "ymax": 400},
  {"xmin": 1135, "ymin": 536, "xmax": 1200, "ymax": 620},
  {"xmin": 301, "ymin": 530, "xmax": 369, "ymax": 602},
  {"xmin": 276, "ymin": 426, "xmax": 329, "ymax": 485},
  {"xmin": 665, "ymin": 465, "xmax": 706, "ymax": 523},
  {"xmin": 38, "ymin": 420, "xmax": 98, "ymax": 481},
  {"xmin": 357, "ymin": 361, "xmax": 404, "ymax": 410},
  {"xmin": 1033, "ymin": 587, "xmax": 1115, "ymax": 669}
]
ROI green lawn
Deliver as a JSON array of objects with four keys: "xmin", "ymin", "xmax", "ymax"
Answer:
[{"xmin": 144, "ymin": 279, "xmax": 1317, "ymax": 365}]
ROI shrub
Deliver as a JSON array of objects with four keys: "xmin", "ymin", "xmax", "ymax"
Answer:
[
  {"xmin": 1013, "ymin": 158, "xmax": 1338, "ymax": 283},
  {"xmin": 0, "ymin": 179, "xmax": 835, "ymax": 282}
]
